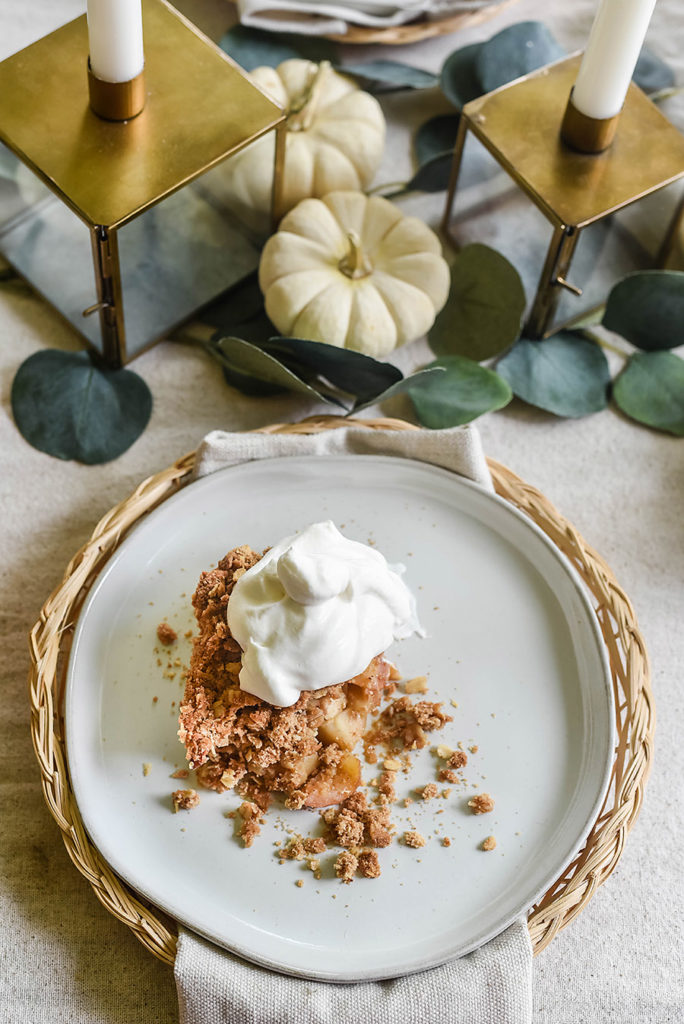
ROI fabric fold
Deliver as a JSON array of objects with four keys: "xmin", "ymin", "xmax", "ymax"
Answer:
[{"xmin": 237, "ymin": 0, "xmax": 502, "ymax": 34}]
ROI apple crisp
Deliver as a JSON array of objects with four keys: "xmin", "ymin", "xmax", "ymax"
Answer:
[{"xmin": 179, "ymin": 545, "xmax": 396, "ymax": 811}]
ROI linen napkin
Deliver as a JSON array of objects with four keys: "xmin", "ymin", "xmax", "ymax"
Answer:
[
  {"xmin": 237, "ymin": 0, "xmax": 502, "ymax": 36},
  {"xmin": 176, "ymin": 422, "xmax": 532, "ymax": 1024}
]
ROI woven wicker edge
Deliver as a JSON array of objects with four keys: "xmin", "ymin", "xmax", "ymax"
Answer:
[{"xmin": 28, "ymin": 415, "xmax": 654, "ymax": 968}]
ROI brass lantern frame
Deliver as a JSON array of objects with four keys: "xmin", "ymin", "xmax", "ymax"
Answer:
[
  {"xmin": 441, "ymin": 56, "xmax": 684, "ymax": 339},
  {"xmin": 0, "ymin": 0, "xmax": 286, "ymax": 366}
]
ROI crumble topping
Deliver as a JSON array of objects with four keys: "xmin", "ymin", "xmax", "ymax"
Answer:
[
  {"xmin": 179, "ymin": 545, "xmax": 393, "ymax": 810},
  {"xmin": 364, "ymin": 696, "xmax": 452, "ymax": 762},
  {"xmin": 156, "ymin": 622, "xmax": 177, "ymax": 646},
  {"xmin": 377, "ymin": 771, "xmax": 396, "ymax": 802},
  {"xmin": 322, "ymin": 791, "xmax": 393, "ymax": 850},
  {"xmin": 237, "ymin": 801, "xmax": 263, "ymax": 848},
  {"xmin": 172, "ymin": 789, "xmax": 199, "ymax": 812},
  {"xmin": 468, "ymin": 793, "xmax": 495, "ymax": 814},
  {"xmin": 358, "ymin": 850, "xmax": 381, "ymax": 878},
  {"xmin": 448, "ymin": 751, "xmax": 468, "ymax": 770},
  {"xmin": 335, "ymin": 851, "xmax": 358, "ymax": 883},
  {"xmin": 168, "ymin": 540, "xmax": 500, "ymax": 886}
]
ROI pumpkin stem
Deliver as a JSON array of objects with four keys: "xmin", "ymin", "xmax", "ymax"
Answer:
[
  {"xmin": 339, "ymin": 231, "xmax": 372, "ymax": 280},
  {"xmin": 287, "ymin": 61, "xmax": 331, "ymax": 132}
]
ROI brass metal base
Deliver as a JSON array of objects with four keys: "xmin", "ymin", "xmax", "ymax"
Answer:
[
  {"xmin": 442, "ymin": 55, "xmax": 684, "ymax": 338},
  {"xmin": 561, "ymin": 91, "xmax": 619, "ymax": 154},
  {"xmin": 87, "ymin": 61, "xmax": 146, "ymax": 121},
  {"xmin": 0, "ymin": 0, "xmax": 286, "ymax": 366}
]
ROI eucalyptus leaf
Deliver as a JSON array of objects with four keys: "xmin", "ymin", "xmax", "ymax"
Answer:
[
  {"xmin": 405, "ymin": 356, "xmax": 512, "ymax": 427},
  {"xmin": 352, "ymin": 367, "xmax": 445, "ymax": 413},
  {"xmin": 440, "ymin": 43, "xmax": 484, "ymax": 109},
  {"xmin": 341, "ymin": 60, "xmax": 438, "ymax": 91},
  {"xmin": 497, "ymin": 333, "xmax": 610, "ymax": 417},
  {"xmin": 613, "ymin": 351, "xmax": 684, "ymax": 435},
  {"xmin": 415, "ymin": 115, "xmax": 461, "ymax": 166},
  {"xmin": 260, "ymin": 336, "xmax": 402, "ymax": 402},
  {"xmin": 429, "ymin": 244, "xmax": 526, "ymax": 361},
  {"xmin": 603, "ymin": 270, "xmax": 684, "ymax": 351},
  {"xmin": 219, "ymin": 25, "xmax": 337, "ymax": 72},
  {"xmin": 406, "ymin": 153, "xmax": 454, "ymax": 194},
  {"xmin": 475, "ymin": 22, "xmax": 566, "ymax": 94},
  {"xmin": 11, "ymin": 350, "xmax": 152, "ymax": 464},
  {"xmin": 209, "ymin": 335, "xmax": 342, "ymax": 405},
  {"xmin": 632, "ymin": 46, "xmax": 675, "ymax": 95}
]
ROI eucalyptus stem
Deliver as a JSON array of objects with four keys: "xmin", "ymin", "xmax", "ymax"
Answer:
[{"xmin": 579, "ymin": 327, "xmax": 629, "ymax": 358}]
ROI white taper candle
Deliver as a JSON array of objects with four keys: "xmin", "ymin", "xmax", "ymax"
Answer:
[
  {"xmin": 87, "ymin": 0, "xmax": 144, "ymax": 84},
  {"xmin": 572, "ymin": 0, "xmax": 658, "ymax": 120}
]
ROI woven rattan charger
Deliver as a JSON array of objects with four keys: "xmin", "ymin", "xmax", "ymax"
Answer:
[{"xmin": 29, "ymin": 415, "xmax": 653, "ymax": 968}]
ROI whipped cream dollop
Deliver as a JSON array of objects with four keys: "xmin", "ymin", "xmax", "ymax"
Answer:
[{"xmin": 227, "ymin": 520, "xmax": 422, "ymax": 707}]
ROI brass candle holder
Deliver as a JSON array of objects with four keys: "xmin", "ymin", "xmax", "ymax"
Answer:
[
  {"xmin": 442, "ymin": 55, "xmax": 684, "ymax": 339},
  {"xmin": 0, "ymin": 0, "xmax": 286, "ymax": 367},
  {"xmin": 87, "ymin": 60, "xmax": 146, "ymax": 122}
]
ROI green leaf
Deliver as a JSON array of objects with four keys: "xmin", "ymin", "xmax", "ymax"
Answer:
[
  {"xmin": 415, "ymin": 115, "xmax": 461, "ymax": 166},
  {"xmin": 429, "ymin": 244, "xmax": 526, "ymax": 361},
  {"xmin": 406, "ymin": 153, "xmax": 454, "ymax": 194},
  {"xmin": 497, "ymin": 333, "xmax": 610, "ymax": 417},
  {"xmin": 405, "ymin": 356, "xmax": 512, "ymax": 427},
  {"xmin": 259, "ymin": 336, "xmax": 402, "ymax": 402},
  {"xmin": 603, "ymin": 270, "xmax": 684, "ymax": 351},
  {"xmin": 219, "ymin": 25, "xmax": 337, "ymax": 72},
  {"xmin": 340, "ymin": 60, "xmax": 438, "ymax": 91},
  {"xmin": 209, "ymin": 335, "xmax": 342, "ymax": 405},
  {"xmin": 613, "ymin": 351, "xmax": 684, "ymax": 435},
  {"xmin": 475, "ymin": 21, "xmax": 565, "ymax": 94},
  {"xmin": 11, "ymin": 350, "xmax": 152, "ymax": 464},
  {"xmin": 352, "ymin": 367, "xmax": 445, "ymax": 412},
  {"xmin": 632, "ymin": 46, "xmax": 675, "ymax": 95},
  {"xmin": 440, "ymin": 43, "xmax": 484, "ymax": 109}
]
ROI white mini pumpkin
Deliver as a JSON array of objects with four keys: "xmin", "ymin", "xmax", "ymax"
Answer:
[
  {"xmin": 259, "ymin": 191, "xmax": 450, "ymax": 357},
  {"xmin": 220, "ymin": 60, "xmax": 385, "ymax": 229}
]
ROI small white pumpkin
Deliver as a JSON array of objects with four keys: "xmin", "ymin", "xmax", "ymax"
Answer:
[
  {"xmin": 220, "ymin": 60, "xmax": 385, "ymax": 229},
  {"xmin": 259, "ymin": 191, "xmax": 450, "ymax": 357}
]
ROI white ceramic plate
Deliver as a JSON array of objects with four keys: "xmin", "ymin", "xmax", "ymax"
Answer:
[{"xmin": 66, "ymin": 455, "xmax": 614, "ymax": 982}]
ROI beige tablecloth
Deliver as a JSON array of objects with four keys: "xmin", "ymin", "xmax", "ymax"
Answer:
[{"xmin": 1, "ymin": 0, "xmax": 683, "ymax": 1022}]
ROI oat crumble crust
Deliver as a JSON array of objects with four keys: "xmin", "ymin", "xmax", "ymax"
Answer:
[
  {"xmin": 357, "ymin": 850, "xmax": 381, "ymax": 878},
  {"xmin": 156, "ymin": 622, "xmax": 177, "ymax": 646},
  {"xmin": 178, "ymin": 545, "xmax": 394, "ymax": 810},
  {"xmin": 468, "ymin": 793, "xmax": 495, "ymax": 814},
  {"xmin": 322, "ymin": 790, "xmax": 393, "ymax": 850},
  {"xmin": 364, "ymin": 696, "xmax": 452, "ymax": 762},
  {"xmin": 172, "ymin": 789, "xmax": 199, "ymax": 812},
  {"xmin": 176, "ymin": 543, "xmax": 470, "ymax": 883},
  {"xmin": 335, "ymin": 850, "xmax": 358, "ymax": 883}
]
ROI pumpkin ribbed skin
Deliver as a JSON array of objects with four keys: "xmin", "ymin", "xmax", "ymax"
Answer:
[
  {"xmin": 259, "ymin": 191, "xmax": 450, "ymax": 357},
  {"xmin": 220, "ymin": 60, "xmax": 385, "ymax": 230}
]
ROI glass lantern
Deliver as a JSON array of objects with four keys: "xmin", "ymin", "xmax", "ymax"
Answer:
[{"xmin": 0, "ymin": 0, "xmax": 285, "ymax": 366}]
